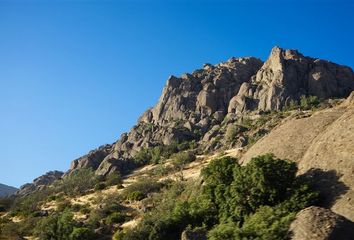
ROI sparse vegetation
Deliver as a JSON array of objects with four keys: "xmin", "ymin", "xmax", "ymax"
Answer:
[
  {"xmin": 134, "ymin": 141, "xmax": 198, "ymax": 165},
  {"xmin": 115, "ymin": 154, "xmax": 319, "ymax": 240}
]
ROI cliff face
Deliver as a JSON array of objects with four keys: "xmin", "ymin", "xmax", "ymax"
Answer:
[{"xmin": 65, "ymin": 46, "xmax": 354, "ymax": 177}]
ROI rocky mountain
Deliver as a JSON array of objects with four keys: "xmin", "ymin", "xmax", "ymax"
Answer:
[
  {"xmin": 66, "ymin": 46, "xmax": 354, "ymax": 178},
  {"xmin": 16, "ymin": 171, "xmax": 63, "ymax": 196},
  {"xmin": 4, "ymin": 46, "xmax": 354, "ymax": 239},
  {"xmin": 0, "ymin": 183, "xmax": 17, "ymax": 197}
]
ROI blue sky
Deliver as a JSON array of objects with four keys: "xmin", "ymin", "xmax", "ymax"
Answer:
[{"xmin": 0, "ymin": 0, "xmax": 353, "ymax": 187}]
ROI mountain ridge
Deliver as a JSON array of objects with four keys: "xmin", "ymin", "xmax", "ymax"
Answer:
[{"xmin": 0, "ymin": 183, "xmax": 17, "ymax": 197}]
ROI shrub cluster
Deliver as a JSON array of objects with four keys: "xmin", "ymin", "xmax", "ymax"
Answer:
[
  {"xmin": 117, "ymin": 154, "xmax": 319, "ymax": 240},
  {"xmin": 133, "ymin": 141, "xmax": 197, "ymax": 165}
]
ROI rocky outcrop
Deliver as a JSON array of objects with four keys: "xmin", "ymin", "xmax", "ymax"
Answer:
[
  {"xmin": 241, "ymin": 92, "xmax": 354, "ymax": 221},
  {"xmin": 16, "ymin": 171, "xmax": 63, "ymax": 196},
  {"xmin": 151, "ymin": 57, "xmax": 263, "ymax": 125},
  {"xmin": 289, "ymin": 206, "xmax": 354, "ymax": 240},
  {"xmin": 0, "ymin": 183, "xmax": 18, "ymax": 197},
  {"xmin": 66, "ymin": 144, "xmax": 113, "ymax": 175},
  {"xmin": 229, "ymin": 47, "xmax": 354, "ymax": 114}
]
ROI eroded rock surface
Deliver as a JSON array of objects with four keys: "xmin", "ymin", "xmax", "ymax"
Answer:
[{"xmin": 289, "ymin": 206, "xmax": 354, "ymax": 240}]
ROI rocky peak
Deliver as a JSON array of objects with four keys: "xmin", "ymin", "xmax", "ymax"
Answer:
[
  {"xmin": 150, "ymin": 57, "xmax": 263, "ymax": 125},
  {"xmin": 229, "ymin": 46, "xmax": 354, "ymax": 114},
  {"xmin": 64, "ymin": 47, "xmax": 354, "ymax": 177}
]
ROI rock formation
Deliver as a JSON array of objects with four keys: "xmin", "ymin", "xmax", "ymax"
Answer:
[
  {"xmin": 16, "ymin": 171, "xmax": 63, "ymax": 196},
  {"xmin": 289, "ymin": 206, "xmax": 354, "ymax": 240},
  {"xmin": 229, "ymin": 47, "xmax": 354, "ymax": 114}
]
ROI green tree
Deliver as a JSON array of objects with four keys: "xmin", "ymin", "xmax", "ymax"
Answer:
[{"xmin": 228, "ymin": 154, "xmax": 297, "ymax": 219}]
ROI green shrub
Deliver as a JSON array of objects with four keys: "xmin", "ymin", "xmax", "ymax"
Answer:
[
  {"xmin": 123, "ymin": 178, "xmax": 164, "ymax": 201},
  {"xmin": 300, "ymin": 95, "xmax": 320, "ymax": 110},
  {"xmin": 94, "ymin": 182, "xmax": 106, "ymax": 191},
  {"xmin": 113, "ymin": 230, "xmax": 126, "ymax": 240},
  {"xmin": 106, "ymin": 173, "xmax": 123, "ymax": 186},
  {"xmin": 171, "ymin": 151, "xmax": 196, "ymax": 171},
  {"xmin": 70, "ymin": 227, "xmax": 96, "ymax": 240},
  {"xmin": 126, "ymin": 191, "xmax": 145, "ymax": 201},
  {"xmin": 105, "ymin": 212, "xmax": 126, "ymax": 225},
  {"xmin": 54, "ymin": 168, "xmax": 97, "ymax": 196},
  {"xmin": 202, "ymin": 154, "xmax": 319, "ymax": 239},
  {"xmin": 34, "ymin": 209, "xmax": 77, "ymax": 240},
  {"xmin": 208, "ymin": 221, "xmax": 239, "ymax": 240}
]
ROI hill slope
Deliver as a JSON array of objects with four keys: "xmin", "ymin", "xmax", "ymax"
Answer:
[
  {"xmin": 3, "ymin": 46, "xmax": 354, "ymax": 240},
  {"xmin": 0, "ymin": 183, "xmax": 17, "ymax": 197}
]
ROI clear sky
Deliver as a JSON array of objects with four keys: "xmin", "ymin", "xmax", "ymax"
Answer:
[{"xmin": 0, "ymin": 0, "xmax": 353, "ymax": 188}]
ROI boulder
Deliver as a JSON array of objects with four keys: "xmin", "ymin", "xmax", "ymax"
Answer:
[
  {"xmin": 181, "ymin": 228, "xmax": 207, "ymax": 240},
  {"xmin": 289, "ymin": 206, "xmax": 354, "ymax": 240}
]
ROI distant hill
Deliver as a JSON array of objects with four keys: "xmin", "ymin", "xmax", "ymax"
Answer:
[{"xmin": 0, "ymin": 183, "xmax": 17, "ymax": 197}]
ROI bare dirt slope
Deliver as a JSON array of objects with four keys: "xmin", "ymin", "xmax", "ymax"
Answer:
[{"xmin": 241, "ymin": 93, "xmax": 354, "ymax": 221}]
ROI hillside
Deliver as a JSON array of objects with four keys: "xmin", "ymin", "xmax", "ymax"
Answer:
[
  {"xmin": 1, "ymin": 47, "xmax": 354, "ymax": 240},
  {"xmin": 0, "ymin": 184, "xmax": 17, "ymax": 198}
]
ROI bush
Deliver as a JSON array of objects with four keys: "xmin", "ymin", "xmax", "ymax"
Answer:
[
  {"xmin": 113, "ymin": 230, "xmax": 126, "ymax": 240},
  {"xmin": 70, "ymin": 227, "xmax": 96, "ymax": 240},
  {"xmin": 300, "ymin": 95, "xmax": 320, "ymax": 110},
  {"xmin": 123, "ymin": 178, "xmax": 164, "ymax": 201},
  {"xmin": 106, "ymin": 173, "xmax": 123, "ymax": 186},
  {"xmin": 94, "ymin": 182, "xmax": 106, "ymax": 191},
  {"xmin": 121, "ymin": 181, "xmax": 216, "ymax": 240},
  {"xmin": 34, "ymin": 209, "xmax": 77, "ymax": 240},
  {"xmin": 225, "ymin": 125, "xmax": 238, "ymax": 143},
  {"xmin": 202, "ymin": 154, "xmax": 319, "ymax": 239},
  {"xmin": 126, "ymin": 191, "xmax": 145, "ymax": 201},
  {"xmin": 105, "ymin": 212, "xmax": 126, "ymax": 225},
  {"xmin": 133, "ymin": 141, "xmax": 197, "ymax": 165},
  {"xmin": 171, "ymin": 151, "xmax": 196, "ymax": 171},
  {"xmin": 54, "ymin": 168, "xmax": 97, "ymax": 196}
]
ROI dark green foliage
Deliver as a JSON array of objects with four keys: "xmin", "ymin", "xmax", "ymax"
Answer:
[
  {"xmin": 105, "ymin": 173, "xmax": 123, "ymax": 186},
  {"xmin": 120, "ymin": 181, "xmax": 217, "ymax": 240},
  {"xmin": 285, "ymin": 95, "xmax": 320, "ymax": 111},
  {"xmin": 105, "ymin": 212, "xmax": 126, "ymax": 225},
  {"xmin": 300, "ymin": 95, "xmax": 320, "ymax": 110},
  {"xmin": 94, "ymin": 182, "xmax": 106, "ymax": 191},
  {"xmin": 122, "ymin": 178, "xmax": 165, "ymax": 201},
  {"xmin": 34, "ymin": 210, "xmax": 76, "ymax": 240},
  {"xmin": 171, "ymin": 151, "xmax": 196, "ymax": 171},
  {"xmin": 54, "ymin": 168, "xmax": 97, "ymax": 196},
  {"xmin": 133, "ymin": 141, "xmax": 197, "ymax": 165},
  {"xmin": 70, "ymin": 227, "xmax": 96, "ymax": 240},
  {"xmin": 126, "ymin": 191, "xmax": 145, "ymax": 201},
  {"xmin": 228, "ymin": 154, "xmax": 298, "ymax": 218},
  {"xmin": 11, "ymin": 188, "xmax": 52, "ymax": 217},
  {"xmin": 202, "ymin": 154, "xmax": 319, "ymax": 239},
  {"xmin": 0, "ymin": 197, "xmax": 14, "ymax": 212}
]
